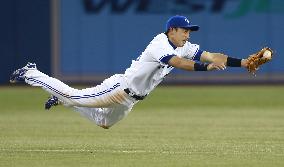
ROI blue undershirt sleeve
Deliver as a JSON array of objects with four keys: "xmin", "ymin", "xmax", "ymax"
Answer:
[
  {"xmin": 159, "ymin": 54, "xmax": 175, "ymax": 64},
  {"xmin": 193, "ymin": 49, "xmax": 203, "ymax": 61}
]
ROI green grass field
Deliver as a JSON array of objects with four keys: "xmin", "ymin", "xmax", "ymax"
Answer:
[{"xmin": 1, "ymin": 85, "xmax": 284, "ymax": 167}]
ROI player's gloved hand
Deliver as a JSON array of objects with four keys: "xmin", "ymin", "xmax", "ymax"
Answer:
[
  {"xmin": 207, "ymin": 62, "xmax": 226, "ymax": 71},
  {"xmin": 246, "ymin": 47, "xmax": 273, "ymax": 75}
]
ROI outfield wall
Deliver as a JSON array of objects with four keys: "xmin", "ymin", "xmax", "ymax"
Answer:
[
  {"xmin": 0, "ymin": 0, "xmax": 51, "ymax": 84},
  {"xmin": 52, "ymin": 0, "xmax": 284, "ymax": 84},
  {"xmin": 1, "ymin": 0, "xmax": 284, "ymax": 84}
]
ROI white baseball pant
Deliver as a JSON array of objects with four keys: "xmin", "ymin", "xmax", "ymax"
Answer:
[{"xmin": 24, "ymin": 69, "xmax": 137, "ymax": 129}]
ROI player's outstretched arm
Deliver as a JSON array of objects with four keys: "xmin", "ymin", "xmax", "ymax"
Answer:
[
  {"xmin": 200, "ymin": 51, "xmax": 248, "ymax": 68},
  {"xmin": 168, "ymin": 55, "xmax": 226, "ymax": 71}
]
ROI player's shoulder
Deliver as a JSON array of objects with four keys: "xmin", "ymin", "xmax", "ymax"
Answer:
[
  {"xmin": 175, "ymin": 41, "xmax": 200, "ymax": 58},
  {"xmin": 182, "ymin": 41, "xmax": 198, "ymax": 47},
  {"xmin": 178, "ymin": 41, "xmax": 199, "ymax": 50},
  {"xmin": 148, "ymin": 33, "xmax": 172, "ymax": 50},
  {"xmin": 150, "ymin": 33, "xmax": 168, "ymax": 44}
]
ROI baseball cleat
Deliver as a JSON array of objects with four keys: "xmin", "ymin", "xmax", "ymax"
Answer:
[
  {"xmin": 45, "ymin": 95, "xmax": 60, "ymax": 110},
  {"xmin": 10, "ymin": 62, "xmax": 37, "ymax": 83}
]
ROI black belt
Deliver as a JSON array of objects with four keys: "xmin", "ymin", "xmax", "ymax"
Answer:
[{"xmin": 124, "ymin": 88, "xmax": 146, "ymax": 100}]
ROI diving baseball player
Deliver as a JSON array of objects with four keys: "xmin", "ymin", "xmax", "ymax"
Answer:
[{"xmin": 10, "ymin": 15, "xmax": 272, "ymax": 129}]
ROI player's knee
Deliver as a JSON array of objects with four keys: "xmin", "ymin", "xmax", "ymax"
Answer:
[
  {"xmin": 99, "ymin": 125, "xmax": 110, "ymax": 129},
  {"xmin": 96, "ymin": 122, "xmax": 113, "ymax": 129}
]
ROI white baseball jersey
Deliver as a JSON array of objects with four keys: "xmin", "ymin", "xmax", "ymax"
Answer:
[
  {"xmin": 124, "ymin": 33, "xmax": 201, "ymax": 96},
  {"xmin": 22, "ymin": 33, "xmax": 202, "ymax": 128}
]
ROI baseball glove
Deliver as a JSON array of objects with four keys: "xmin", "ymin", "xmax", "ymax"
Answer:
[{"xmin": 246, "ymin": 47, "xmax": 273, "ymax": 75}]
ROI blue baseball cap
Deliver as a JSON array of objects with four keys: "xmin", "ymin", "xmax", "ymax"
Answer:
[{"xmin": 166, "ymin": 15, "xmax": 199, "ymax": 32}]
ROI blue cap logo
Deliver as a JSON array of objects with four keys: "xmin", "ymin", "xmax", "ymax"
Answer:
[
  {"xmin": 166, "ymin": 15, "xmax": 199, "ymax": 32},
  {"xmin": 185, "ymin": 18, "xmax": 189, "ymax": 24}
]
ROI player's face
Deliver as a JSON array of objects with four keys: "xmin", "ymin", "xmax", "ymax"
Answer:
[{"xmin": 170, "ymin": 28, "xmax": 190, "ymax": 47}]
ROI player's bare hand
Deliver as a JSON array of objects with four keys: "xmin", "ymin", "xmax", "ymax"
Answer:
[{"xmin": 207, "ymin": 62, "xmax": 226, "ymax": 71}]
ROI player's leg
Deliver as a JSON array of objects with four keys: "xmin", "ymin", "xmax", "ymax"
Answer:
[
  {"xmin": 45, "ymin": 95, "xmax": 60, "ymax": 110},
  {"xmin": 73, "ymin": 100, "xmax": 136, "ymax": 129},
  {"xmin": 10, "ymin": 63, "xmax": 129, "ymax": 108},
  {"xmin": 44, "ymin": 95, "xmax": 136, "ymax": 128}
]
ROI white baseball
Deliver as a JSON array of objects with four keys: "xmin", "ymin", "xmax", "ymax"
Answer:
[{"xmin": 263, "ymin": 50, "xmax": 272, "ymax": 59}]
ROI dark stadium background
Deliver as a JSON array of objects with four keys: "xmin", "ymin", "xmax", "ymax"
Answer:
[{"xmin": 1, "ymin": 0, "xmax": 283, "ymax": 85}]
